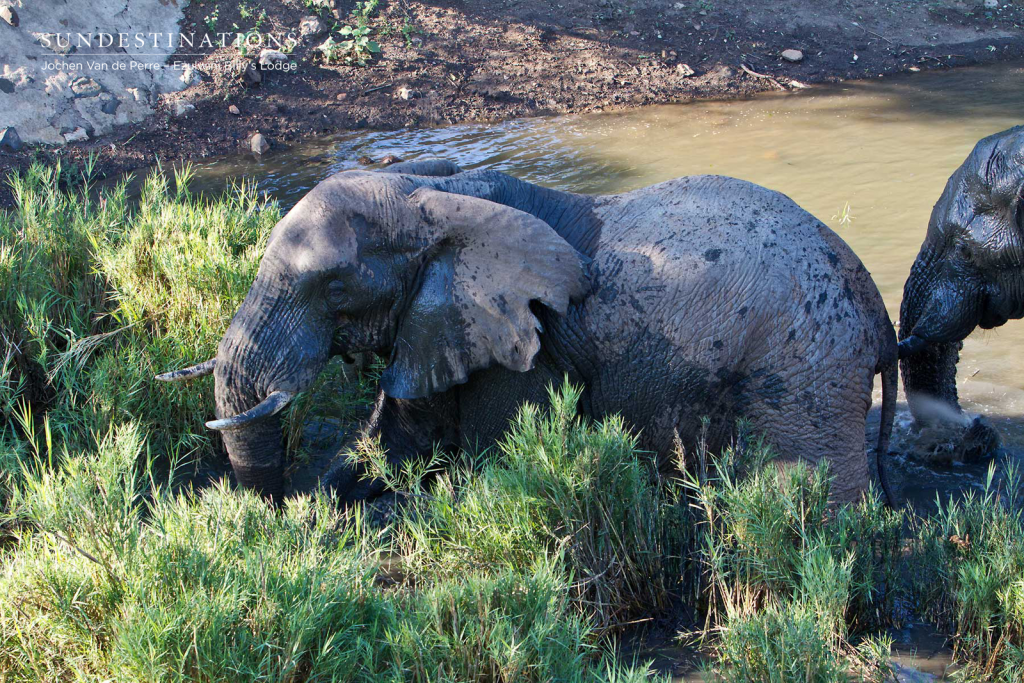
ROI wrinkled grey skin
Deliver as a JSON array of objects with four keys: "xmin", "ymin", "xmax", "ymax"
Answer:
[
  {"xmin": 168, "ymin": 159, "xmax": 897, "ymax": 505},
  {"xmin": 899, "ymin": 126, "xmax": 1024, "ymax": 459}
]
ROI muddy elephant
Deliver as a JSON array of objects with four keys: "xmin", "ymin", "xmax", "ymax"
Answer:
[
  {"xmin": 158, "ymin": 159, "xmax": 897, "ymax": 505},
  {"xmin": 898, "ymin": 126, "xmax": 1024, "ymax": 458}
]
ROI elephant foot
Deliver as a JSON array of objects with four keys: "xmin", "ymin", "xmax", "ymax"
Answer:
[{"xmin": 908, "ymin": 414, "xmax": 1000, "ymax": 466}]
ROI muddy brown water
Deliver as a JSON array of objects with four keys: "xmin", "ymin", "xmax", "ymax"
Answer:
[{"xmin": 180, "ymin": 63, "xmax": 1024, "ymax": 677}]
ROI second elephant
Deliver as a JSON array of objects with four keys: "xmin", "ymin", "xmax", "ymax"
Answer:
[{"xmin": 161, "ymin": 160, "xmax": 898, "ymax": 505}]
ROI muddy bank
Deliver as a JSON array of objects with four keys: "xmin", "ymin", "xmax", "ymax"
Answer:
[{"xmin": 1, "ymin": 0, "xmax": 1024, "ymax": 207}]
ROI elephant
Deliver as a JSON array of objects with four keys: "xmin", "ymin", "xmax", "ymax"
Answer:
[
  {"xmin": 898, "ymin": 126, "xmax": 1024, "ymax": 459},
  {"xmin": 157, "ymin": 158, "xmax": 897, "ymax": 506}
]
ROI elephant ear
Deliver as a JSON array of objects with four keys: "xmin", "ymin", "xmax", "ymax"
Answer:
[{"xmin": 380, "ymin": 188, "xmax": 589, "ymax": 399}]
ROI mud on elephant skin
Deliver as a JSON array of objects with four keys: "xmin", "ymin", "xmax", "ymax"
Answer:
[
  {"xmin": 158, "ymin": 158, "xmax": 898, "ymax": 506},
  {"xmin": 899, "ymin": 126, "xmax": 1024, "ymax": 462}
]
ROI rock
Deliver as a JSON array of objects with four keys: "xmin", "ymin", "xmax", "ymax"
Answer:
[
  {"xmin": 983, "ymin": 0, "xmax": 998, "ymax": 7},
  {"xmin": 71, "ymin": 77, "xmax": 103, "ymax": 97},
  {"xmin": 250, "ymin": 132, "xmax": 270, "ymax": 155},
  {"xmin": 258, "ymin": 49, "xmax": 288, "ymax": 67},
  {"xmin": 676, "ymin": 63, "xmax": 695, "ymax": 77},
  {"xmin": 64, "ymin": 127, "xmax": 89, "ymax": 143},
  {"xmin": 357, "ymin": 155, "xmax": 374, "ymax": 165},
  {"xmin": 125, "ymin": 86, "xmax": 150, "ymax": 103},
  {"xmin": 299, "ymin": 15, "xmax": 326, "ymax": 38},
  {"xmin": 99, "ymin": 94, "xmax": 120, "ymax": 115},
  {"xmin": 381, "ymin": 154, "xmax": 403, "ymax": 166},
  {"xmin": 242, "ymin": 61, "xmax": 262, "ymax": 85},
  {"xmin": 396, "ymin": 85, "xmax": 418, "ymax": 100},
  {"xmin": 172, "ymin": 100, "xmax": 195, "ymax": 117},
  {"xmin": 0, "ymin": 5, "xmax": 18, "ymax": 26},
  {"xmin": 673, "ymin": 1, "xmax": 685, "ymax": 8},
  {"xmin": 228, "ymin": 104, "xmax": 240, "ymax": 116},
  {"xmin": 706, "ymin": 64, "xmax": 735, "ymax": 83},
  {"xmin": 0, "ymin": 127, "xmax": 22, "ymax": 151},
  {"xmin": 179, "ymin": 64, "xmax": 203, "ymax": 87},
  {"xmin": 888, "ymin": 663, "xmax": 938, "ymax": 683},
  {"xmin": 781, "ymin": 49, "xmax": 804, "ymax": 63},
  {"xmin": 6, "ymin": 0, "xmax": 194, "ymax": 145}
]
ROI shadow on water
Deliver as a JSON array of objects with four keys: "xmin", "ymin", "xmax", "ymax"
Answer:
[{"xmin": 134, "ymin": 62, "xmax": 1024, "ymax": 677}]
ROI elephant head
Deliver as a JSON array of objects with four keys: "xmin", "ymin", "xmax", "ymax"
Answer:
[
  {"xmin": 899, "ymin": 126, "xmax": 1024, "ymax": 449},
  {"xmin": 157, "ymin": 162, "xmax": 589, "ymax": 500}
]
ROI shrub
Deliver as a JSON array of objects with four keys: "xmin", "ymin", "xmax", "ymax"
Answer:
[
  {"xmin": 712, "ymin": 603, "xmax": 848, "ymax": 683},
  {"xmin": 909, "ymin": 462, "xmax": 1024, "ymax": 680},
  {"xmin": 684, "ymin": 446, "xmax": 904, "ymax": 636},
  {"xmin": 0, "ymin": 418, "xmax": 664, "ymax": 683},
  {"xmin": 0, "ymin": 163, "xmax": 275, "ymax": 468},
  {"xmin": 355, "ymin": 379, "xmax": 686, "ymax": 631}
]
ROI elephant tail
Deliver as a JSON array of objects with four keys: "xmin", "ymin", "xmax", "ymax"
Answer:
[{"xmin": 875, "ymin": 359, "xmax": 898, "ymax": 508}]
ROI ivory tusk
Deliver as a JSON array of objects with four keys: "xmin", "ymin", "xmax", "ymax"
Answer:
[
  {"xmin": 205, "ymin": 391, "xmax": 294, "ymax": 431},
  {"xmin": 155, "ymin": 358, "xmax": 217, "ymax": 382}
]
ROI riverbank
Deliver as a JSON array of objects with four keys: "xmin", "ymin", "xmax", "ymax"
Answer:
[{"xmin": 1, "ymin": 0, "xmax": 1024, "ymax": 208}]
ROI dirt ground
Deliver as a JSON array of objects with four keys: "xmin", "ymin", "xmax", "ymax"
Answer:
[{"xmin": 1, "ymin": 0, "xmax": 1023, "ymax": 207}]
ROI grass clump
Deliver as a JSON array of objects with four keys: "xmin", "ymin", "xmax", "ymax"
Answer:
[
  {"xmin": 713, "ymin": 603, "xmax": 849, "ymax": 683},
  {"xmin": 0, "ymin": 423, "xmax": 391, "ymax": 682},
  {"xmin": 0, "ymin": 395, "xmax": 666, "ymax": 682},
  {"xmin": 910, "ymin": 462, "xmax": 1024, "ymax": 681},
  {"xmin": 354, "ymin": 379, "xmax": 686, "ymax": 632},
  {"xmin": 0, "ymin": 162, "xmax": 275, "ymax": 465},
  {"xmin": 682, "ymin": 438, "xmax": 903, "ymax": 681}
]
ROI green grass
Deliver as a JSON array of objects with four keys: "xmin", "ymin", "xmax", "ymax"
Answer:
[
  {"xmin": 0, "ymin": 420, "xmax": 662, "ymax": 682},
  {"xmin": 352, "ymin": 380, "xmax": 686, "ymax": 632},
  {"xmin": 4, "ymin": 163, "xmax": 1024, "ymax": 681},
  {"xmin": 0, "ymin": 161, "xmax": 273, "ymax": 464},
  {"xmin": 909, "ymin": 462, "xmax": 1024, "ymax": 681}
]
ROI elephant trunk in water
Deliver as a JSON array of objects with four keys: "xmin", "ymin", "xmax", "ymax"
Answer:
[{"xmin": 898, "ymin": 252, "xmax": 983, "ymax": 426}]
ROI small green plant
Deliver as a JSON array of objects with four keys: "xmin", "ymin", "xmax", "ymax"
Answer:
[
  {"xmin": 401, "ymin": 17, "xmax": 423, "ymax": 48},
  {"xmin": 234, "ymin": 28, "xmax": 258, "ymax": 57},
  {"xmin": 302, "ymin": 0, "xmax": 332, "ymax": 17},
  {"xmin": 351, "ymin": 0, "xmax": 380, "ymax": 26},
  {"xmin": 832, "ymin": 201, "xmax": 855, "ymax": 228},
  {"xmin": 203, "ymin": 5, "xmax": 219, "ymax": 32},
  {"xmin": 317, "ymin": 26, "xmax": 380, "ymax": 66},
  {"xmin": 314, "ymin": 0, "xmax": 381, "ymax": 66}
]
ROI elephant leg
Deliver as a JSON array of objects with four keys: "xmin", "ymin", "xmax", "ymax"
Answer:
[
  {"xmin": 456, "ymin": 362, "xmax": 569, "ymax": 453},
  {"xmin": 745, "ymin": 369, "xmax": 873, "ymax": 507},
  {"xmin": 323, "ymin": 390, "xmax": 459, "ymax": 502}
]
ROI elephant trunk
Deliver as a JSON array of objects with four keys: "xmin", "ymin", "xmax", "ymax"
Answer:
[
  {"xmin": 898, "ymin": 254, "xmax": 981, "ymax": 425},
  {"xmin": 212, "ymin": 285, "xmax": 331, "ymax": 501}
]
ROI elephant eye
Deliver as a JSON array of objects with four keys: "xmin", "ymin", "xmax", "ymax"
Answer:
[{"xmin": 327, "ymin": 280, "xmax": 346, "ymax": 304}]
